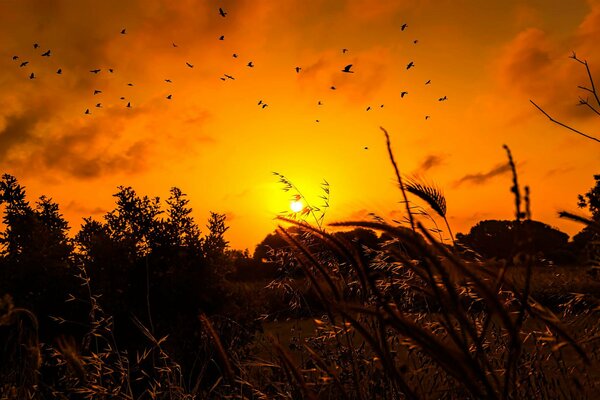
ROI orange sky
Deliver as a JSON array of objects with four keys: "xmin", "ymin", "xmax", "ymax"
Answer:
[{"xmin": 1, "ymin": 0, "xmax": 599, "ymax": 250}]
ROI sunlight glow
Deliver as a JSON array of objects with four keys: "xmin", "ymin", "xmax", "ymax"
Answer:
[{"xmin": 290, "ymin": 200, "xmax": 303, "ymax": 213}]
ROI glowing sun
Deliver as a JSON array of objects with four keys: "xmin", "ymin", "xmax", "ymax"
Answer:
[{"xmin": 290, "ymin": 200, "xmax": 303, "ymax": 213}]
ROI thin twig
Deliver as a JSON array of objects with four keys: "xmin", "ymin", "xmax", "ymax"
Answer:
[{"xmin": 530, "ymin": 100, "xmax": 600, "ymax": 143}]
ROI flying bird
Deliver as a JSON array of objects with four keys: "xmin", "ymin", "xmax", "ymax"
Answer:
[
  {"xmin": 219, "ymin": 7, "xmax": 227, "ymax": 17},
  {"xmin": 85, "ymin": 109, "xmax": 90, "ymax": 114},
  {"xmin": 127, "ymin": 83, "xmax": 134, "ymax": 86},
  {"xmin": 41, "ymin": 50, "xmax": 51, "ymax": 57},
  {"xmin": 165, "ymin": 79, "xmax": 172, "ymax": 83},
  {"xmin": 413, "ymin": 39, "xmax": 419, "ymax": 44},
  {"xmin": 330, "ymin": 86, "xmax": 336, "ymax": 90},
  {"xmin": 126, "ymin": 102, "xmax": 131, "ymax": 108},
  {"xmin": 316, "ymin": 119, "xmax": 320, "ymax": 122},
  {"xmin": 93, "ymin": 90, "xmax": 102, "ymax": 95},
  {"xmin": 317, "ymin": 101, "xmax": 323, "ymax": 105},
  {"xmin": 12, "ymin": 55, "xmax": 18, "ymax": 60},
  {"xmin": 258, "ymin": 100, "xmax": 263, "ymax": 105},
  {"xmin": 364, "ymin": 146, "xmax": 368, "ymax": 150},
  {"xmin": 120, "ymin": 28, "xmax": 126, "ymax": 34},
  {"xmin": 232, "ymin": 53, "xmax": 238, "ymax": 58},
  {"xmin": 220, "ymin": 77, "xmax": 226, "ymax": 81},
  {"xmin": 90, "ymin": 69, "xmax": 101, "ymax": 73},
  {"xmin": 380, "ymin": 104, "xmax": 384, "ymax": 108},
  {"xmin": 401, "ymin": 23, "xmax": 408, "ymax": 31},
  {"xmin": 108, "ymin": 68, "xmax": 114, "ymax": 73},
  {"xmin": 247, "ymin": 61, "xmax": 254, "ymax": 67},
  {"xmin": 406, "ymin": 61, "xmax": 414, "ymax": 70},
  {"xmin": 295, "ymin": 66, "xmax": 301, "ymax": 73},
  {"xmin": 425, "ymin": 80, "xmax": 431, "ymax": 85},
  {"xmin": 342, "ymin": 48, "xmax": 348, "ymax": 53},
  {"xmin": 56, "ymin": 68, "xmax": 62, "ymax": 74},
  {"xmin": 186, "ymin": 62, "xmax": 193, "ymax": 68},
  {"xmin": 425, "ymin": 115, "xmax": 430, "ymax": 120},
  {"xmin": 219, "ymin": 35, "xmax": 224, "ymax": 40},
  {"xmin": 438, "ymin": 96, "xmax": 447, "ymax": 101},
  {"xmin": 342, "ymin": 64, "xmax": 354, "ymax": 73},
  {"xmin": 19, "ymin": 61, "xmax": 29, "ymax": 67},
  {"xmin": 401, "ymin": 91, "xmax": 408, "ymax": 98},
  {"xmin": 366, "ymin": 106, "xmax": 371, "ymax": 111},
  {"xmin": 166, "ymin": 94, "xmax": 172, "ymax": 99},
  {"xmin": 120, "ymin": 97, "xmax": 125, "ymax": 100},
  {"xmin": 262, "ymin": 103, "xmax": 268, "ymax": 109},
  {"xmin": 95, "ymin": 103, "xmax": 102, "ymax": 108},
  {"xmin": 29, "ymin": 72, "xmax": 35, "ymax": 79},
  {"xmin": 33, "ymin": 43, "xmax": 39, "ymax": 49},
  {"xmin": 224, "ymin": 74, "xmax": 235, "ymax": 80},
  {"xmin": 172, "ymin": 42, "xmax": 178, "ymax": 47}
]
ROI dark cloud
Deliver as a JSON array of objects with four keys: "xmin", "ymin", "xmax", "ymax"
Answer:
[
  {"xmin": 453, "ymin": 163, "xmax": 511, "ymax": 187},
  {"xmin": 414, "ymin": 153, "xmax": 446, "ymax": 174}
]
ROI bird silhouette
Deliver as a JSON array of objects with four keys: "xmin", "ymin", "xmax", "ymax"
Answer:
[
  {"xmin": 56, "ymin": 68, "xmax": 62, "ymax": 74},
  {"xmin": 425, "ymin": 115, "xmax": 430, "ymax": 120},
  {"xmin": 166, "ymin": 94, "xmax": 172, "ymax": 99},
  {"xmin": 85, "ymin": 109, "xmax": 90, "ymax": 114},
  {"xmin": 406, "ymin": 61, "xmax": 414, "ymax": 70},
  {"xmin": 219, "ymin": 35, "xmax": 224, "ymax": 40},
  {"xmin": 364, "ymin": 146, "xmax": 368, "ymax": 150},
  {"xmin": 330, "ymin": 86, "xmax": 336, "ymax": 90},
  {"xmin": 41, "ymin": 50, "xmax": 50, "ymax": 57},
  {"xmin": 108, "ymin": 68, "xmax": 114, "ymax": 73},
  {"xmin": 380, "ymin": 104, "xmax": 384, "ymax": 108},
  {"xmin": 172, "ymin": 43, "xmax": 178, "ymax": 47},
  {"xmin": 295, "ymin": 66, "xmax": 301, "ymax": 73},
  {"xmin": 165, "ymin": 79, "xmax": 172, "ymax": 83},
  {"xmin": 247, "ymin": 61, "xmax": 254, "ymax": 67},
  {"xmin": 19, "ymin": 61, "xmax": 29, "ymax": 67},
  {"xmin": 401, "ymin": 23, "xmax": 408, "ymax": 31},
  {"xmin": 342, "ymin": 48, "xmax": 348, "ymax": 53},
  {"xmin": 425, "ymin": 80, "xmax": 431, "ymax": 85},
  {"xmin": 29, "ymin": 72, "xmax": 35, "ymax": 79},
  {"xmin": 366, "ymin": 106, "xmax": 371, "ymax": 111},
  {"xmin": 232, "ymin": 53, "xmax": 238, "ymax": 58},
  {"xmin": 93, "ymin": 90, "xmax": 102, "ymax": 95},
  {"xmin": 95, "ymin": 103, "xmax": 102, "ymax": 108},
  {"xmin": 127, "ymin": 83, "xmax": 134, "ymax": 86},
  {"xmin": 413, "ymin": 39, "xmax": 419, "ymax": 44},
  {"xmin": 219, "ymin": 7, "xmax": 227, "ymax": 17},
  {"xmin": 342, "ymin": 64, "xmax": 354, "ymax": 73},
  {"xmin": 317, "ymin": 101, "xmax": 323, "ymax": 105},
  {"xmin": 90, "ymin": 69, "xmax": 101, "ymax": 73},
  {"xmin": 126, "ymin": 102, "xmax": 131, "ymax": 108},
  {"xmin": 316, "ymin": 119, "xmax": 320, "ymax": 122},
  {"xmin": 120, "ymin": 28, "xmax": 126, "ymax": 34},
  {"xmin": 220, "ymin": 77, "xmax": 226, "ymax": 81},
  {"xmin": 401, "ymin": 91, "xmax": 408, "ymax": 98},
  {"xmin": 186, "ymin": 62, "xmax": 193, "ymax": 68},
  {"xmin": 224, "ymin": 74, "xmax": 235, "ymax": 80},
  {"xmin": 438, "ymin": 96, "xmax": 447, "ymax": 101},
  {"xmin": 12, "ymin": 55, "xmax": 18, "ymax": 60},
  {"xmin": 262, "ymin": 104, "xmax": 268, "ymax": 109},
  {"xmin": 258, "ymin": 100, "xmax": 263, "ymax": 105},
  {"xmin": 120, "ymin": 97, "xmax": 125, "ymax": 100},
  {"xmin": 33, "ymin": 43, "xmax": 39, "ymax": 49}
]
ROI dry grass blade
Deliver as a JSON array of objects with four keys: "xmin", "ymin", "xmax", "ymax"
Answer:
[
  {"xmin": 268, "ymin": 335, "xmax": 318, "ymax": 400},
  {"xmin": 559, "ymin": 211, "xmax": 600, "ymax": 234},
  {"xmin": 199, "ymin": 313, "xmax": 235, "ymax": 382}
]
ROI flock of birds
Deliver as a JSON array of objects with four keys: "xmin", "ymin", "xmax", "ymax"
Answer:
[{"xmin": 10, "ymin": 7, "xmax": 448, "ymax": 124}]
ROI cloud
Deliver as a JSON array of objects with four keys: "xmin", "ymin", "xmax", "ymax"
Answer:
[
  {"xmin": 414, "ymin": 153, "xmax": 447, "ymax": 174},
  {"xmin": 453, "ymin": 163, "xmax": 511, "ymax": 187}
]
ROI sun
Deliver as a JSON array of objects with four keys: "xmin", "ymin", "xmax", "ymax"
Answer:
[{"xmin": 290, "ymin": 200, "xmax": 303, "ymax": 213}]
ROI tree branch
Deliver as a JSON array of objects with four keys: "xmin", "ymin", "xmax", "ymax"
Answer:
[{"xmin": 530, "ymin": 100, "xmax": 600, "ymax": 143}]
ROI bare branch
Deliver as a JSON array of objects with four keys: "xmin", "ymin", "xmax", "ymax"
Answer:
[
  {"xmin": 578, "ymin": 97, "xmax": 600, "ymax": 116},
  {"xmin": 530, "ymin": 100, "xmax": 600, "ymax": 143}
]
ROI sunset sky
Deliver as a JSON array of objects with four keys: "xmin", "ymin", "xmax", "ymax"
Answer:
[{"xmin": 1, "ymin": 0, "xmax": 599, "ymax": 250}]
